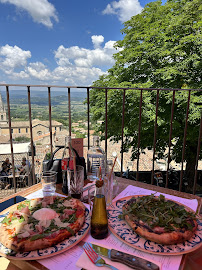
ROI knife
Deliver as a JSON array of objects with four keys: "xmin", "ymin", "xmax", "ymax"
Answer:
[{"xmin": 90, "ymin": 243, "xmax": 160, "ymax": 270}]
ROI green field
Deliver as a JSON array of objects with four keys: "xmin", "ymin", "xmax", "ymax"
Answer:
[{"xmin": 9, "ymin": 94, "xmax": 87, "ymax": 126}]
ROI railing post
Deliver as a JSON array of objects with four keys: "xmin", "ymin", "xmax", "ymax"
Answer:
[
  {"xmin": 6, "ymin": 86, "xmax": 16, "ymax": 193},
  {"xmin": 136, "ymin": 90, "xmax": 143, "ymax": 181},
  {"xmin": 105, "ymin": 88, "xmax": 108, "ymax": 165},
  {"xmin": 179, "ymin": 90, "xmax": 191, "ymax": 192},
  {"xmin": 68, "ymin": 88, "xmax": 71, "ymax": 136},
  {"xmin": 151, "ymin": 90, "xmax": 159, "ymax": 185},
  {"xmin": 193, "ymin": 114, "xmax": 202, "ymax": 194},
  {"xmin": 121, "ymin": 89, "xmax": 126, "ymax": 176},
  {"xmin": 166, "ymin": 90, "xmax": 176, "ymax": 188},
  {"xmin": 27, "ymin": 86, "xmax": 36, "ymax": 185},
  {"xmin": 48, "ymin": 87, "xmax": 53, "ymax": 155},
  {"xmin": 87, "ymin": 87, "xmax": 90, "ymax": 150}
]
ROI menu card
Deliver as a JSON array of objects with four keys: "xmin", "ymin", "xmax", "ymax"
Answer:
[{"xmin": 26, "ymin": 186, "xmax": 198, "ymax": 270}]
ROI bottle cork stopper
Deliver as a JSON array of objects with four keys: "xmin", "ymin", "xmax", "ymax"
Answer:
[{"xmin": 96, "ymin": 179, "xmax": 104, "ymax": 188}]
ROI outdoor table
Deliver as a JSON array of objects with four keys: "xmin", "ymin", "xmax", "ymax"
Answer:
[{"xmin": 0, "ymin": 178, "xmax": 201, "ymax": 270}]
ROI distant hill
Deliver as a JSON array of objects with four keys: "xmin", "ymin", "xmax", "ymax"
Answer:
[{"xmin": 0, "ymin": 90, "xmax": 87, "ymax": 105}]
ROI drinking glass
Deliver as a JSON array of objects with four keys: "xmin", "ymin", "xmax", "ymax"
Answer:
[
  {"xmin": 67, "ymin": 165, "xmax": 84, "ymax": 200},
  {"xmin": 41, "ymin": 171, "xmax": 57, "ymax": 197},
  {"xmin": 104, "ymin": 172, "xmax": 115, "ymax": 207}
]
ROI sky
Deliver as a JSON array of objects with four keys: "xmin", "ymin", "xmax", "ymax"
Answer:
[{"xmin": 0, "ymin": 0, "xmax": 161, "ymax": 87}]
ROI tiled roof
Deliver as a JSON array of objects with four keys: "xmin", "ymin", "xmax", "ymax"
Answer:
[{"xmin": 34, "ymin": 131, "xmax": 56, "ymax": 142}]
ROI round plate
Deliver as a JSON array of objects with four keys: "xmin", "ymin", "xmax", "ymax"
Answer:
[
  {"xmin": 0, "ymin": 203, "xmax": 90, "ymax": 260},
  {"xmin": 108, "ymin": 195, "xmax": 202, "ymax": 255}
]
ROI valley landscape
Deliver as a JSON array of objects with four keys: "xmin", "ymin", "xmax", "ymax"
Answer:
[{"xmin": 0, "ymin": 90, "xmax": 87, "ymax": 126}]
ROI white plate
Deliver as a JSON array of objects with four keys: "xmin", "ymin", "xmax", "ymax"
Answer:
[
  {"xmin": 108, "ymin": 195, "xmax": 202, "ymax": 255},
  {"xmin": 0, "ymin": 205, "xmax": 90, "ymax": 260}
]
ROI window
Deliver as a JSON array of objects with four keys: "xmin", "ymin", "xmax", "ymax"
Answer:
[
  {"xmin": 1, "ymin": 115, "xmax": 3, "ymax": 120},
  {"xmin": 18, "ymin": 128, "xmax": 21, "ymax": 133},
  {"xmin": 60, "ymin": 127, "xmax": 62, "ymax": 131},
  {"xmin": 11, "ymin": 129, "xmax": 13, "ymax": 134},
  {"xmin": 26, "ymin": 128, "xmax": 28, "ymax": 133},
  {"xmin": 55, "ymin": 127, "xmax": 57, "ymax": 131}
]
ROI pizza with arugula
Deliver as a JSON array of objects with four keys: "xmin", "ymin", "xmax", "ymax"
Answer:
[
  {"xmin": 120, "ymin": 194, "xmax": 198, "ymax": 245},
  {"xmin": 0, "ymin": 196, "xmax": 85, "ymax": 252}
]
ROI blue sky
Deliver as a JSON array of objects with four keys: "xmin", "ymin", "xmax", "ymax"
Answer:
[{"xmin": 0, "ymin": 0, "xmax": 161, "ymax": 86}]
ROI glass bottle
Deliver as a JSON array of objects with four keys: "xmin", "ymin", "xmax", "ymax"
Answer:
[
  {"xmin": 90, "ymin": 177, "xmax": 108, "ymax": 239},
  {"xmin": 62, "ymin": 136, "xmax": 72, "ymax": 194},
  {"xmin": 87, "ymin": 136, "xmax": 105, "ymax": 180}
]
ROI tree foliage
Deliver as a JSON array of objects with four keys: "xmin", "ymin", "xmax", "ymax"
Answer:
[
  {"xmin": 14, "ymin": 136, "xmax": 30, "ymax": 143},
  {"xmin": 90, "ymin": 0, "xmax": 202, "ymax": 190}
]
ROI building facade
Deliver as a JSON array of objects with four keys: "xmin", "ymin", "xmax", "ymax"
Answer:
[
  {"xmin": 0, "ymin": 93, "xmax": 7, "ymax": 122},
  {"xmin": 0, "ymin": 93, "xmax": 63, "ymax": 143}
]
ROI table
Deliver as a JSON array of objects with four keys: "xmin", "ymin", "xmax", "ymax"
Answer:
[{"xmin": 0, "ymin": 178, "xmax": 202, "ymax": 270}]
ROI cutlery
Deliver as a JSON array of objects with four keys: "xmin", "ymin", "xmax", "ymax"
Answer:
[
  {"xmin": 90, "ymin": 242, "xmax": 160, "ymax": 270},
  {"xmin": 83, "ymin": 242, "xmax": 119, "ymax": 270}
]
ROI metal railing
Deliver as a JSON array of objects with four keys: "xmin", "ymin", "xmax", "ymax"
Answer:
[{"xmin": 0, "ymin": 84, "xmax": 201, "ymax": 195}]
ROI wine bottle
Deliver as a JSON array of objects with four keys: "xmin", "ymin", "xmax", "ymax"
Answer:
[
  {"xmin": 62, "ymin": 136, "xmax": 72, "ymax": 194},
  {"xmin": 90, "ymin": 176, "xmax": 108, "ymax": 239}
]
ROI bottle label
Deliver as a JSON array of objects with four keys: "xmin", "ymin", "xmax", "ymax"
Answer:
[
  {"xmin": 61, "ymin": 158, "xmax": 68, "ymax": 170},
  {"xmin": 69, "ymin": 160, "xmax": 74, "ymax": 170}
]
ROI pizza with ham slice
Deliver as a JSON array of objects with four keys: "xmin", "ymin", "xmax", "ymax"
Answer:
[
  {"xmin": 0, "ymin": 196, "xmax": 85, "ymax": 252},
  {"xmin": 120, "ymin": 194, "xmax": 198, "ymax": 245}
]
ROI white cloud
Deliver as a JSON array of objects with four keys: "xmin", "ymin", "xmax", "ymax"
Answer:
[
  {"xmin": 0, "ymin": 0, "xmax": 58, "ymax": 28},
  {"xmin": 0, "ymin": 35, "xmax": 118, "ymax": 85},
  {"xmin": 53, "ymin": 36, "xmax": 118, "ymax": 84},
  {"xmin": 103, "ymin": 0, "xmax": 143, "ymax": 23},
  {"xmin": 52, "ymin": 66, "xmax": 104, "ymax": 85},
  {"xmin": 27, "ymin": 62, "xmax": 52, "ymax": 80},
  {"xmin": 0, "ymin": 44, "xmax": 31, "ymax": 71},
  {"xmin": 54, "ymin": 37, "xmax": 117, "ymax": 69},
  {"xmin": 91, "ymin": 35, "xmax": 104, "ymax": 49}
]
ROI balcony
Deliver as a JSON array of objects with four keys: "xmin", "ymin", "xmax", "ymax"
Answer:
[{"xmin": 0, "ymin": 84, "xmax": 201, "ymax": 198}]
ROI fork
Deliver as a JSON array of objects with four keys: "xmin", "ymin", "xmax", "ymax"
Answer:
[{"xmin": 83, "ymin": 242, "xmax": 119, "ymax": 270}]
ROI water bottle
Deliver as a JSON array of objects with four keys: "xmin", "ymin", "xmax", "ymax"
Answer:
[{"xmin": 87, "ymin": 136, "xmax": 105, "ymax": 180}]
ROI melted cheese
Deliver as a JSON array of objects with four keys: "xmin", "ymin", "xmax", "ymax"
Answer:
[
  {"xmin": 33, "ymin": 208, "xmax": 58, "ymax": 221},
  {"xmin": 54, "ymin": 217, "xmax": 70, "ymax": 228},
  {"xmin": 29, "ymin": 199, "xmax": 40, "ymax": 208},
  {"xmin": 63, "ymin": 199, "xmax": 76, "ymax": 208},
  {"xmin": 39, "ymin": 219, "xmax": 51, "ymax": 228}
]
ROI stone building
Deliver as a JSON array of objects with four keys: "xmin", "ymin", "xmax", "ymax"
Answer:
[
  {"xmin": 0, "ymin": 92, "xmax": 63, "ymax": 144},
  {"xmin": 0, "ymin": 92, "xmax": 7, "ymax": 122}
]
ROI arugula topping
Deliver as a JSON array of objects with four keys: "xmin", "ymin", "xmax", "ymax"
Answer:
[
  {"xmin": 43, "ymin": 220, "xmax": 59, "ymax": 233},
  {"xmin": 27, "ymin": 216, "xmax": 39, "ymax": 226},
  {"xmin": 119, "ymin": 194, "xmax": 196, "ymax": 232},
  {"xmin": 30, "ymin": 202, "xmax": 42, "ymax": 213},
  {"xmin": 66, "ymin": 227, "xmax": 75, "ymax": 236},
  {"xmin": 49, "ymin": 204, "xmax": 66, "ymax": 213},
  {"xmin": 30, "ymin": 234, "xmax": 45, "ymax": 241},
  {"xmin": 62, "ymin": 213, "xmax": 77, "ymax": 224},
  {"xmin": 30, "ymin": 225, "xmax": 75, "ymax": 241}
]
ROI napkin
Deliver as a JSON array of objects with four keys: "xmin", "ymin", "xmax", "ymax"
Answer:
[{"xmin": 76, "ymin": 242, "xmax": 162, "ymax": 270}]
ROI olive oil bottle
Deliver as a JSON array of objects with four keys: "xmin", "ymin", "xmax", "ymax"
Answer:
[{"xmin": 90, "ymin": 178, "xmax": 108, "ymax": 239}]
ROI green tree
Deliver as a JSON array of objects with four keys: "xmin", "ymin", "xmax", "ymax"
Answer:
[
  {"xmin": 90, "ymin": 0, "xmax": 202, "ymax": 191},
  {"xmin": 14, "ymin": 136, "xmax": 30, "ymax": 143}
]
